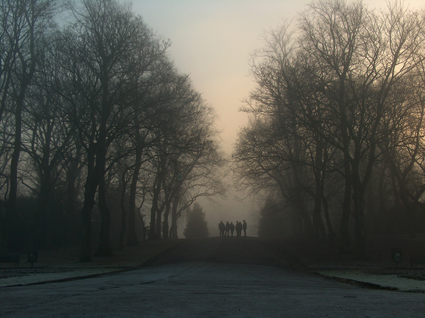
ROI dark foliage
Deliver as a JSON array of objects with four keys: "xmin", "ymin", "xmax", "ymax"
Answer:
[
  {"xmin": 183, "ymin": 203, "xmax": 209, "ymax": 239},
  {"xmin": 258, "ymin": 197, "xmax": 287, "ymax": 239}
]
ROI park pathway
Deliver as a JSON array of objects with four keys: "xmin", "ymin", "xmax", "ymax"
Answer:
[{"xmin": 1, "ymin": 237, "xmax": 425, "ymax": 317}]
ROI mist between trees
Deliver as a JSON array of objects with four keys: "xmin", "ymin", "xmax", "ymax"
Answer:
[
  {"xmin": 233, "ymin": 0, "xmax": 425, "ymax": 259},
  {"xmin": 0, "ymin": 0, "xmax": 227, "ymax": 262}
]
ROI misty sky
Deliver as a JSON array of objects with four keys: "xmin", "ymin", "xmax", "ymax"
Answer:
[
  {"xmin": 130, "ymin": 0, "xmax": 425, "ymax": 235},
  {"xmin": 133, "ymin": 0, "xmax": 311, "ymax": 154}
]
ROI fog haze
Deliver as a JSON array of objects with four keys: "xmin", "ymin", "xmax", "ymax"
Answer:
[{"xmin": 131, "ymin": 0, "xmax": 425, "ymax": 236}]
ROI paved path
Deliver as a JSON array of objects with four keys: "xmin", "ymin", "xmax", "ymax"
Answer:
[{"xmin": 1, "ymin": 238, "xmax": 425, "ymax": 317}]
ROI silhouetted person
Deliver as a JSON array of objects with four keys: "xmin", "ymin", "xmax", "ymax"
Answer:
[
  {"xmin": 243, "ymin": 220, "xmax": 247, "ymax": 237},
  {"xmin": 225, "ymin": 221, "xmax": 230, "ymax": 236},
  {"xmin": 218, "ymin": 221, "xmax": 225, "ymax": 237},
  {"xmin": 230, "ymin": 222, "xmax": 235, "ymax": 236},
  {"xmin": 236, "ymin": 221, "xmax": 242, "ymax": 237}
]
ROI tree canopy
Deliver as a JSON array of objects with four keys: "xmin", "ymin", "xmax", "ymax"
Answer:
[
  {"xmin": 234, "ymin": 0, "xmax": 425, "ymax": 258},
  {"xmin": 0, "ymin": 0, "xmax": 225, "ymax": 260}
]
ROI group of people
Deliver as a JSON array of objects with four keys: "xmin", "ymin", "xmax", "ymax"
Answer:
[{"xmin": 218, "ymin": 220, "xmax": 247, "ymax": 237}]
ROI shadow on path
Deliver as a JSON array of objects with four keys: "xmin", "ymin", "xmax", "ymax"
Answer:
[{"xmin": 152, "ymin": 237, "xmax": 287, "ymax": 267}]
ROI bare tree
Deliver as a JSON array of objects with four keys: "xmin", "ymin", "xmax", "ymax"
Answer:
[
  {"xmin": 298, "ymin": 0, "xmax": 425, "ymax": 256},
  {"xmin": 137, "ymin": 67, "xmax": 226, "ymax": 240},
  {"xmin": 58, "ymin": 0, "xmax": 167, "ymax": 261},
  {"xmin": 20, "ymin": 40, "xmax": 73, "ymax": 249},
  {"xmin": 0, "ymin": 0, "xmax": 56, "ymax": 252},
  {"xmin": 235, "ymin": 0, "xmax": 425, "ymax": 258}
]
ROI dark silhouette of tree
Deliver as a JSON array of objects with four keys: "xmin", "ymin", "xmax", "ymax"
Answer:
[
  {"xmin": 183, "ymin": 203, "xmax": 209, "ymax": 239},
  {"xmin": 258, "ymin": 197, "xmax": 287, "ymax": 239},
  {"xmin": 124, "ymin": 46, "xmax": 172, "ymax": 246},
  {"xmin": 0, "ymin": 0, "xmax": 226, "ymax": 258},
  {"xmin": 143, "ymin": 70, "xmax": 226, "ymax": 240},
  {"xmin": 234, "ymin": 0, "xmax": 425, "ymax": 258},
  {"xmin": 58, "ymin": 0, "xmax": 168, "ymax": 260},
  {"xmin": 0, "ymin": 0, "xmax": 57, "ymax": 253}
]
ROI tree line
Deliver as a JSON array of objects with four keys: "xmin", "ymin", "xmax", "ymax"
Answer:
[
  {"xmin": 233, "ymin": 0, "xmax": 425, "ymax": 258},
  {"xmin": 0, "ymin": 0, "xmax": 226, "ymax": 261}
]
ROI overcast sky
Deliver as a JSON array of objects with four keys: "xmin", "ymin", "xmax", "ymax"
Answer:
[
  {"xmin": 132, "ymin": 0, "xmax": 313, "ymax": 154},
  {"xmin": 130, "ymin": 0, "xmax": 425, "ymax": 235},
  {"xmin": 132, "ymin": 0, "xmax": 424, "ymax": 155}
]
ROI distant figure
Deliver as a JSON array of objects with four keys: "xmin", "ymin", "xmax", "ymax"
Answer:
[
  {"xmin": 236, "ymin": 221, "xmax": 242, "ymax": 237},
  {"xmin": 243, "ymin": 220, "xmax": 247, "ymax": 237},
  {"xmin": 225, "ymin": 221, "xmax": 230, "ymax": 236},
  {"xmin": 230, "ymin": 222, "xmax": 235, "ymax": 236},
  {"xmin": 218, "ymin": 221, "xmax": 225, "ymax": 237}
]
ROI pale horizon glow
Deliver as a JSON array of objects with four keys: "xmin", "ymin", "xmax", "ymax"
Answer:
[
  {"xmin": 131, "ymin": 0, "xmax": 425, "ymax": 235},
  {"xmin": 133, "ymin": 0, "xmax": 312, "ymax": 155}
]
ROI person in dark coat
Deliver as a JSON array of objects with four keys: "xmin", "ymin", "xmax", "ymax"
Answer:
[
  {"xmin": 243, "ymin": 220, "xmax": 247, "ymax": 237},
  {"xmin": 236, "ymin": 221, "xmax": 242, "ymax": 237},
  {"xmin": 230, "ymin": 222, "xmax": 235, "ymax": 236},
  {"xmin": 218, "ymin": 221, "xmax": 225, "ymax": 237}
]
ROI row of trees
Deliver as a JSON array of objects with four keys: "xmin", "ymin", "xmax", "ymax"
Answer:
[
  {"xmin": 234, "ymin": 0, "xmax": 425, "ymax": 258},
  {"xmin": 0, "ymin": 0, "xmax": 226, "ymax": 261}
]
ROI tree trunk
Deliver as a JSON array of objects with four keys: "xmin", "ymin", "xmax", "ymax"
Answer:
[
  {"xmin": 127, "ymin": 141, "xmax": 142, "ymax": 246},
  {"xmin": 322, "ymin": 195, "xmax": 336, "ymax": 245},
  {"xmin": 312, "ymin": 138, "xmax": 326, "ymax": 240},
  {"xmin": 80, "ymin": 146, "xmax": 98, "ymax": 262},
  {"xmin": 80, "ymin": 197, "xmax": 95, "ymax": 262},
  {"xmin": 149, "ymin": 175, "xmax": 161, "ymax": 240},
  {"xmin": 353, "ymin": 194, "xmax": 366, "ymax": 259},
  {"xmin": 149, "ymin": 156, "xmax": 166, "ymax": 240},
  {"xmin": 156, "ymin": 210, "xmax": 162, "ymax": 240},
  {"xmin": 340, "ymin": 187, "xmax": 351, "ymax": 253},
  {"xmin": 352, "ymin": 160, "xmax": 366, "ymax": 259},
  {"xmin": 32, "ymin": 129, "xmax": 53, "ymax": 250},
  {"xmin": 96, "ymin": 176, "xmax": 112, "ymax": 256},
  {"xmin": 65, "ymin": 144, "xmax": 82, "ymax": 245},
  {"xmin": 340, "ymin": 153, "xmax": 352, "ymax": 253},
  {"xmin": 7, "ymin": 88, "xmax": 25, "ymax": 253},
  {"xmin": 118, "ymin": 168, "xmax": 128, "ymax": 251},
  {"xmin": 170, "ymin": 193, "xmax": 179, "ymax": 240},
  {"xmin": 0, "ymin": 200, "xmax": 7, "ymax": 254},
  {"xmin": 162, "ymin": 200, "xmax": 171, "ymax": 239},
  {"xmin": 32, "ymin": 164, "xmax": 51, "ymax": 251}
]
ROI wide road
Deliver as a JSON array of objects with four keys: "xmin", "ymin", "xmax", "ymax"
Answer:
[{"xmin": 1, "ymin": 237, "xmax": 425, "ymax": 317}]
